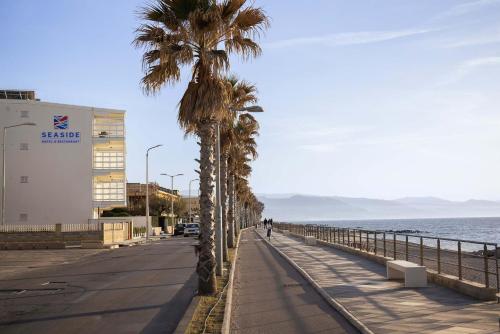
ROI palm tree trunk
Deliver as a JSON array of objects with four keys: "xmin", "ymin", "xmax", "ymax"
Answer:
[
  {"xmin": 197, "ymin": 121, "xmax": 217, "ymax": 295},
  {"xmin": 220, "ymin": 153, "xmax": 228, "ymax": 261},
  {"xmin": 227, "ymin": 173, "xmax": 235, "ymax": 248}
]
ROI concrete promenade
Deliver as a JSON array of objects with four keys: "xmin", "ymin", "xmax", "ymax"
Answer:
[
  {"xmin": 230, "ymin": 229, "xmax": 358, "ymax": 333},
  {"xmin": 259, "ymin": 229, "xmax": 500, "ymax": 334}
]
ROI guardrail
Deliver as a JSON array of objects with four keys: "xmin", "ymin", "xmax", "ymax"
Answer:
[{"xmin": 275, "ymin": 222, "xmax": 499, "ymax": 293}]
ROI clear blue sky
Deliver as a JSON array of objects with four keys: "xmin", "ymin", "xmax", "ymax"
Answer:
[{"xmin": 2, "ymin": 0, "xmax": 500, "ymax": 201}]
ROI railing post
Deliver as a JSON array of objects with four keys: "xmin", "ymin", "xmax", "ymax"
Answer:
[
  {"xmin": 359, "ymin": 230, "xmax": 362, "ymax": 250},
  {"xmin": 419, "ymin": 237, "xmax": 424, "ymax": 266},
  {"xmin": 347, "ymin": 228, "xmax": 350, "ymax": 247},
  {"xmin": 437, "ymin": 239, "xmax": 441, "ymax": 274},
  {"xmin": 496, "ymin": 246, "xmax": 499, "ymax": 298},
  {"xmin": 342, "ymin": 228, "xmax": 345, "ymax": 245},
  {"xmin": 483, "ymin": 244, "xmax": 489, "ymax": 288},
  {"xmin": 393, "ymin": 233, "xmax": 396, "ymax": 259},
  {"xmin": 374, "ymin": 232, "xmax": 377, "ymax": 255},
  {"xmin": 353, "ymin": 229, "xmax": 356, "ymax": 248},
  {"xmin": 458, "ymin": 241, "xmax": 462, "ymax": 280},
  {"xmin": 405, "ymin": 235, "xmax": 409, "ymax": 261},
  {"xmin": 383, "ymin": 232, "xmax": 387, "ymax": 257},
  {"xmin": 329, "ymin": 227, "xmax": 332, "ymax": 243},
  {"xmin": 366, "ymin": 231, "xmax": 369, "ymax": 252}
]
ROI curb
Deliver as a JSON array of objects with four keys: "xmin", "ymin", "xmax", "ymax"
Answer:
[
  {"xmin": 173, "ymin": 295, "xmax": 201, "ymax": 334},
  {"xmin": 256, "ymin": 230, "xmax": 374, "ymax": 334},
  {"xmin": 221, "ymin": 227, "xmax": 247, "ymax": 334}
]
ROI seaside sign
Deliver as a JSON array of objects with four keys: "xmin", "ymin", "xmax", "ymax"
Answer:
[{"xmin": 41, "ymin": 115, "xmax": 81, "ymax": 144}]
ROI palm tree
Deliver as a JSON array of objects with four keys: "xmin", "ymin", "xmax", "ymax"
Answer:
[
  {"xmin": 134, "ymin": 0, "xmax": 269, "ymax": 294},
  {"xmin": 229, "ymin": 115, "xmax": 259, "ymax": 238},
  {"xmin": 220, "ymin": 77, "xmax": 259, "ymax": 254}
]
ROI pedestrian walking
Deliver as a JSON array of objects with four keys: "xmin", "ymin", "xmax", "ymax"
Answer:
[
  {"xmin": 266, "ymin": 222, "xmax": 272, "ymax": 240},
  {"xmin": 264, "ymin": 218, "xmax": 268, "ymax": 229}
]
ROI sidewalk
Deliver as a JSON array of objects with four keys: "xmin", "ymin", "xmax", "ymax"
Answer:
[
  {"xmin": 260, "ymin": 229, "xmax": 500, "ymax": 334},
  {"xmin": 230, "ymin": 229, "xmax": 358, "ymax": 334}
]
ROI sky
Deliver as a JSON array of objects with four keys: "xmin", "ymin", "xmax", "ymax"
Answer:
[{"xmin": 1, "ymin": 0, "xmax": 500, "ymax": 201}]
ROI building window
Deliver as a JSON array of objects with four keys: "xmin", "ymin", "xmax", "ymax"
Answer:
[
  {"xmin": 19, "ymin": 213, "xmax": 28, "ymax": 222},
  {"xmin": 93, "ymin": 181, "xmax": 125, "ymax": 201},
  {"xmin": 20, "ymin": 110, "xmax": 29, "ymax": 118},
  {"xmin": 20, "ymin": 176, "xmax": 28, "ymax": 183},
  {"xmin": 93, "ymin": 151, "xmax": 124, "ymax": 169},
  {"xmin": 93, "ymin": 118, "xmax": 125, "ymax": 138},
  {"xmin": 20, "ymin": 143, "xmax": 29, "ymax": 151}
]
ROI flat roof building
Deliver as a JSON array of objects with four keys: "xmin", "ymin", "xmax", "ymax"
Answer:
[
  {"xmin": 126, "ymin": 183, "xmax": 180, "ymax": 215},
  {"xmin": 0, "ymin": 91, "xmax": 126, "ymax": 225}
]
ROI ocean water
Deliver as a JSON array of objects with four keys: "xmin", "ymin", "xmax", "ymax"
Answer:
[{"xmin": 293, "ymin": 217, "xmax": 500, "ymax": 251}]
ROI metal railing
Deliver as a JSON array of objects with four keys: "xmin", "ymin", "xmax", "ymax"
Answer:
[
  {"xmin": 276, "ymin": 222, "xmax": 500, "ymax": 292},
  {"xmin": 0, "ymin": 224, "xmax": 101, "ymax": 233},
  {"xmin": 61, "ymin": 224, "xmax": 101, "ymax": 232},
  {"xmin": 0, "ymin": 224, "xmax": 56, "ymax": 232}
]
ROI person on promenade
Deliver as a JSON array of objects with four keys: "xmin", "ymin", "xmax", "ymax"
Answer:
[
  {"xmin": 269, "ymin": 218, "xmax": 273, "ymax": 227},
  {"xmin": 267, "ymin": 222, "xmax": 272, "ymax": 240},
  {"xmin": 264, "ymin": 218, "xmax": 268, "ymax": 229}
]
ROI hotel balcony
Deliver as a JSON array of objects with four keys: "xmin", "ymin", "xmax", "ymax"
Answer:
[
  {"xmin": 92, "ymin": 174, "xmax": 126, "ymax": 209},
  {"xmin": 93, "ymin": 113, "xmax": 125, "ymax": 144},
  {"xmin": 92, "ymin": 141, "xmax": 125, "ymax": 175}
]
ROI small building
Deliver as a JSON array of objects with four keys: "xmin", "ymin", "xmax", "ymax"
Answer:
[
  {"xmin": 0, "ymin": 90, "xmax": 126, "ymax": 225},
  {"xmin": 126, "ymin": 183, "xmax": 180, "ymax": 215}
]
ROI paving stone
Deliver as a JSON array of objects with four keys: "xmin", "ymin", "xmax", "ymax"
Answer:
[{"xmin": 261, "ymin": 230, "xmax": 500, "ymax": 334}]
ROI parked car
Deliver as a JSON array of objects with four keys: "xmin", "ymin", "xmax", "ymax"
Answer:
[
  {"xmin": 184, "ymin": 223, "xmax": 200, "ymax": 237},
  {"xmin": 173, "ymin": 223, "xmax": 186, "ymax": 236}
]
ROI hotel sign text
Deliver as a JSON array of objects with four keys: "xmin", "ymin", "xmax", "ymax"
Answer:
[{"xmin": 41, "ymin": 115, "xmax": 81, "ymax": 144}]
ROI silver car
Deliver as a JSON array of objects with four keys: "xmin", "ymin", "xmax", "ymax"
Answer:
[{"xmin": 184, "ymin": 223, "xmax": 200, "ymax": 237}]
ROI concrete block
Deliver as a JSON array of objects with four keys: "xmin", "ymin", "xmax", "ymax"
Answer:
[
  {"xmin": 305, "ymin": 236, "xmax": 317, "ymax": 245},
  {"xmin": 282, "ymin": 230, "xmax": 290, "ymax": 236}
]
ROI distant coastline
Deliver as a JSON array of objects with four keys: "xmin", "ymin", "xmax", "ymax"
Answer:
[{"xmin": 259, "ymin": 194, "xmax": 500, "ymax": 221}]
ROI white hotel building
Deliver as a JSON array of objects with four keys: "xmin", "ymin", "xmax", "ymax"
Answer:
[{"xmin": 0, "ymin": 90, "xmax": 126, "ymax": 225}]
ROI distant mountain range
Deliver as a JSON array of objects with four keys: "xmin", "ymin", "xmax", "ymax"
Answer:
[{"xmin": 258, "ymin": 194, "xmax": 500, "ymax": 221}]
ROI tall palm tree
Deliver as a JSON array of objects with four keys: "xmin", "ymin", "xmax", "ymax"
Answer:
[
  {"xmin": 134, "ymin": 0, "xmax": 268, "ymax": 294},
  {"xmin": 220, "ymin": 77, "xmax": 259, "ymax": 253},
  {"xmin": 229, "ymin": 115, "xmax": 259, "ymax": 238}
]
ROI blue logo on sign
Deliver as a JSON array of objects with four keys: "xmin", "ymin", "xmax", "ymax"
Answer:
[{"xmin": 54, "ymin": 115, "xmax": 68, "ymax": 129}]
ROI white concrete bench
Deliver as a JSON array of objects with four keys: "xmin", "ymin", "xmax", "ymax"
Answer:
[
  {"xmin": 282, "ymin": 230, "xmax": 290, "ymax": 236},
  {"xmin": 305, "ymin": 236, "xmax": 317, "ymax": 246},
  {"xmin": 386, "ymin": 260, "xmax": 427, "ymax": 287}
]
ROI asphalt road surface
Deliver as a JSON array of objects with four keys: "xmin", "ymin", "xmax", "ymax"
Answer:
[{"xmin": 0, "ymin": 237, "xmax": 198, "ymax": 334}]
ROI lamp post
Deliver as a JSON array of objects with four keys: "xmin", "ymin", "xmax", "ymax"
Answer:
[
  {"xmin": 214, "ymin": 105, "xmax": 263, "ymax": 275},
  {"xmin": 160, "ymin": 173, "xmax": 183, "ymax": 234},
  {"xmin": 2, "ymin": 122, "xmax": 36, "ymax": 226},
  {"xmin": 146, "ymin": 144, "xmax": 162, "ymax": 240},
  {"xmin": 189, "ymin": 178, "xmax": 199, "ymax": 224}
]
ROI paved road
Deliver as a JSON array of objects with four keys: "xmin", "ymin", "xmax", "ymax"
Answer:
[
  {"xmin": 230, "ymin": 229, "xmax": 358, "ymax": 334},
  {"xmin": 0, "ymin": 237, "xmax": 198, "ymax": 334}
]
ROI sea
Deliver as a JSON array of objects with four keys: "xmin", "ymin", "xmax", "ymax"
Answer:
[{"xmin": 293, "ymin": 217, "xmax": 500, "ymax": 251}]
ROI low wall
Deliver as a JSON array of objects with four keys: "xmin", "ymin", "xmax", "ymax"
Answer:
[
  {"xmin": 102, "ymin": 222, "xmax": 132, "ymax": 244},
  {"xmin": 284, "ymin": 231, "xmax": 497, "ymax": 301},
  {"xmin": 0, "ymin": 222, "xmax": 133, "ymax": 249}
]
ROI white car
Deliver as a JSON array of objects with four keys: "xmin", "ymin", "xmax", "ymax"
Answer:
[{"xmin": 184, "ymin": 223, "xmax": 200, "ymax": 237}]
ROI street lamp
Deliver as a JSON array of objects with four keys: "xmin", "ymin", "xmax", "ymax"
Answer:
[
  {"xmin": 160, "ymin": 173, "xmax": 183, "ymax": 234},
  {"xmin": 145, "ymin": 144, "xmax": 163, "ymax": 240},
  {"xmin": 2, "ymin": 122, "xmax": 37, "ymax": 226},
  {"xmin": 189, "ymin": 178, "xmax": 199, "ymax": 224},
  {"xmin": 214, "ymin": 105, "xmax": 263, "ymax": 274}
]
